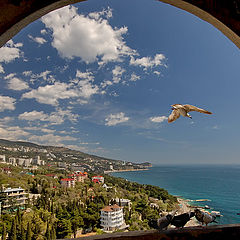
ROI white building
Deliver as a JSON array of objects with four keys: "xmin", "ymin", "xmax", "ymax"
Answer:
[
  {"xmin": 1, "ymin": 187, "xmax": 28, "ymax": 209},
  {"xmin": 114, "ymin": 198, "xmax": 132, "ymax": 209},
  {"xmin": 100, "ymin": 204, "xmax": 125, "ymax": 231},
  {"xmin": 8, "ymin": 157, "xmax": 17, "ymax": 166}
]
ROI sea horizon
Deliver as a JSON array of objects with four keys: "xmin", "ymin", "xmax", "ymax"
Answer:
[{"xmin": 111, "ymin": 164, "xmax": 240, "ymax": 225}]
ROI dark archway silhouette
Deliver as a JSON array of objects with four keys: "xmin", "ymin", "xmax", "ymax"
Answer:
[{"xmin": 0, "ymin": 0, "xmax": 240, "ymax": 48}]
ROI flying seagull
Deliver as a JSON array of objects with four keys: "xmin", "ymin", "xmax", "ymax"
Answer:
[{"xmin": 168, "ymin": 104, "xmax": 212, "ymax": 123}]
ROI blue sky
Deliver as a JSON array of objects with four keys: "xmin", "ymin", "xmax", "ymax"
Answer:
[{"xmin": 0, "ymin": 0, "xmax": 239, "ymax": 164}]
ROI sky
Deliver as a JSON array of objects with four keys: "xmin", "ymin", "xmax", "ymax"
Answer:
[{"xmin": 0, "ymin": 0, "xmax": 239, "ymax": 165}]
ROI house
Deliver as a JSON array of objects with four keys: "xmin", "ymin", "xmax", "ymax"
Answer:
[
  {"xmin": 1, "ymin": 187, "xmax": 28, "ymax": 210},
  {"xmin": 60, "ymin": 178, "xmax": 75, "ymax": 188},
  {"xmin": 100, "ymin": 204, "xmax": 127, "ymax": 231},
  {"xmin": 114, "ymin": 198, "xmax": 132, "ymax": 209},
  {"xmin": 92, "ymin": 175, "xmax": 104, "ymax": 184},
  {"xmin": 2, "ymin": 167, "xmax": 11, "ymax": 174},
  {"xmin": 75, "ymin": 172, "xmax": 88, "ymax": 182}
]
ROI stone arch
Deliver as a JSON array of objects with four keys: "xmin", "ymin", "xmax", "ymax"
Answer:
[{"xmin": 0, "ymin": 0, "xmax": 239, "ymax": 48}]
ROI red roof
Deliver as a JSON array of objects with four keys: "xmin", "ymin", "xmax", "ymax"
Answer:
[
  {"xmin": 92, "ymin": 176, "xmax": 103, "ymax": 178},
  {"xmin": 101, "ymin": 204, "xmax": 122, "ymax": 212},
  {"xmin": 61, "ymin": 178, "xmax": 74, "ymax": 181}
]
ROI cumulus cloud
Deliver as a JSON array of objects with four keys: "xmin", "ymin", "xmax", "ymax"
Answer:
[
  {"xmin": 0, "ymin": 126, "xmax": 30, "ymax": 140},
  {"xmin": 6, "ymin": 76, "xmax": 29, "ymax": 91},
  {"xmin": 19, "ymin": 111, "xmax": 48, "ymax": 121},
  {"xmin": 41, "ymin": 6, "xmax": 136, "ymax": 64},
  {"xmin": 29, "ymin": 133, "xmax": 76, "ymax": 145},
  {"xmin": 130, "ymin": 53, "xmax": 166, "ymax": 70},
  {"xmin": 28, "ymin": 34, "xmax": 47, "ymax": 44},
  {"xmin": 19, "ymin": 109, "xmax": 78, "ymax": 125},
  {"xmin": 22, "ymin": 82, "xmax": 77, "ymax": 105},
  {"xmin": 112, "ymin": 66, "xmax": 125, "ymax": 84},
  {"xmin": 40, "ymin": 29, "xmax": 47, "ymax": 35},
  {"xmin": 0, "ymin": 96, "xmax": 16, "ymax": 112},
  {"xmin": 150, "ymin": 116, "xmax": 168, "ymax": 123},
  {"xmin": 0, "ymin": 64, "xmax": 4, "ymax": 73},
  {"xmin": 0, "ymin": 40, "xmax": 23, "ymax": 63},
  {"xmin": 130, "ymin": 73, "xmax": 140, "ymax": 81},
  {"xmin": 105, "ymin": 112, "xmax": 129, "ymax": 126}
]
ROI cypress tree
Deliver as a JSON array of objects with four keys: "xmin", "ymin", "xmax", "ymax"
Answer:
[
  {"xmin": 45, "ymin": 222, "xmax": 51, "ymax": 240},
  {"xmin": 26, "ymin": 222, "xmax": 32, "ymax": 240},
  {"xmin": 50, "ymin": 225, "xmax": 56, "ymax": 240},
  {"xmin": 2, "ymin": 223, "xmax": 7, "ymax": 240},
  {"xmin": 9, "ymin": 218, "xmax": 17, "ymax": 240}
]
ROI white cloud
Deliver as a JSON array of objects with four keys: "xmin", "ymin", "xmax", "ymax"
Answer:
[
  {"xmin": 19, "ymin": 111, "xmax": 48, "ymax": 121},
  {"xmin": 0, "ymin": 96, "xmax": 16, "ymax": 112},
  {"xmin": 150, "ymin": 116, "xmax": 168, "ymax": 123},
  {"xmin": 19, "ymin": 109, "xmax": 78, "ymax": 125},
  {"xmin": 130, "ymin": 53, "xmax": 166, "ymax": 70},
  {"xmin": 112, "ymin": 66, "xmax": 125, "ymax": 84},
  {"xmin": 76, "ymin": 70, "xmax": 94, "ymax": 81},
  {"xmin": 105, "ymin": 112, "xmax": 129, "ymax": 126},
  {"xmin": 22, "ymin": 82, "xmax": 78, "ymax": 105},
  {"xmin": 29, "ymin": 133, "xmax": 76, "ymax": 145},
  {"xmin": 130, "ymin": 73, "xmax": 140, "ymax": 81},
  {"xmin": 40, "ymin": 29, "xmax": 47, "ymax": 35},
  {"xmin": 0, "ymin": 126, "xmax": 30, "ymax": 140},
  {"xmin": 41, "ymin": 6, "xmax": 136, "ymax": 64},
  {"xmin": 154, "ymin": 71, "xmax": 161, "ymax": 75},
  {"xmin": 7, "ymin": 77, "xmax": 29, "ymax": 91},
  {"xmin": 0, "ymin": 40, "xmax": 23, "ymax": 63},
  {"xmin": 28, "ymin": 34, "xmax": 47, "ymax": 44},
  {"xmin": 77, "ymin": 79, "xmax": 99, "ymax": 99},
  {"xmin": 88, "ymin": 7, "xmax": 113, "ymax": 20},
  {"xmin": 0, "ymin": 117, "xmax": 14, "ymax": 125},
  {"xmin": 22, "ymin": 71, "xmax": 32, "ymax": 76},
  {"xmin": 0, "ymin": 64, "xmax": 4, "ymax": 73}
]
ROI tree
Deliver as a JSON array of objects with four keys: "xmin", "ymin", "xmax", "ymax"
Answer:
[
  {"xmin": 9, "ymin": 218, "xmax": 17, "ymax": 240},
  {"xmin": 26, "ymin": 222, "xmax": 32, "ymax": 240},
  {"xmin": 2, "ymin": 223, "xmax": 7, "ymax": 240},
  {"xmin": 45, "ymin": 222, "xmax": 51, "ymax": 240}
]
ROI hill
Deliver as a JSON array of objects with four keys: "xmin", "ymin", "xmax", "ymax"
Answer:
[{"xmin": 0, "ymin": 138, "xmax": 152, "ymax": 173}]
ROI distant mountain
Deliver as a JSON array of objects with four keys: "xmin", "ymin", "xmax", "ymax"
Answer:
[{"xmin": 0, "ymin": 138, "xmax": 151, "ymax": 173}]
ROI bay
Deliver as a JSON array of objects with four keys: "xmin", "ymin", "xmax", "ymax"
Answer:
[{"xmin": 111, "ymin": 164, "xmax": 240, "ymax": 225}]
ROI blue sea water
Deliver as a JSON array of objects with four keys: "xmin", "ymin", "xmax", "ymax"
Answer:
[{"xmin": 111, "ymin": 165, "xmax": 240, "ymax": 225}]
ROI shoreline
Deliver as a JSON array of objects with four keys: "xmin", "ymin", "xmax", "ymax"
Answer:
[{"xmin": 104, "ymin": 168, "xmax": 150, "ymax": 174}]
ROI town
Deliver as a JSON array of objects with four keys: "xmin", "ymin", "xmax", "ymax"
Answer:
[{"xmin": 0, "ymin": 139, "xmax": 176, "ymax": 239}]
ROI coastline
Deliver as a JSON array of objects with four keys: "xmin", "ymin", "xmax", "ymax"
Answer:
[{"xmin": 104, "ymin": 168, "xmax": 149, "ymax": 174}]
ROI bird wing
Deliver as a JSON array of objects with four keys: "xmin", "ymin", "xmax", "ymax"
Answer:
[
  {"xmin": 168, "ymin": 109, "xmax": 180, "ymax": 123},
  {"xmin": 183, "ymin": 104, "xmax": 212, "ymax": 114}
]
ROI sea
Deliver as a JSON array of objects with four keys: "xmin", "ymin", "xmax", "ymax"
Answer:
[{"xmin": 111, "ymin": 164, "xmax": 240, "ymax": 225}]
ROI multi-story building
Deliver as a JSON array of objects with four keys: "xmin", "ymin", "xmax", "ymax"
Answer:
[
  {"xmin": 8, "ymin": 157, "xmax": 17, "ymax": 166},
  {"xmin": 69, "ymin": 171, "xmax": 88, "ymax": 183},
  {"xmin": 92, "ymin": 175, "xmax": 104, "ymax": 184},
  {"xmin": 100, "ymin": 204, "xmax": 125, "ymax": 231},
  {"xmin": 1, "ymin": 187, "xmax": 28, "ymax": 210},
  {"xmin": 60, "ymin": 178, "xmax": 75, "ymax": 188}
]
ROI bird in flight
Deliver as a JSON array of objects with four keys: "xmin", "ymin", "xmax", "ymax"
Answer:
[{"xmin": 168, "ymin": 104, "xmax": 212, "ymax": 123}]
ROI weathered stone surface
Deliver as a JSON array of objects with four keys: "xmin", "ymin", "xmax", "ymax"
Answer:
[{"xmin": 59, "ymin": 224, "xmax": 240, "ymax": 240}]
